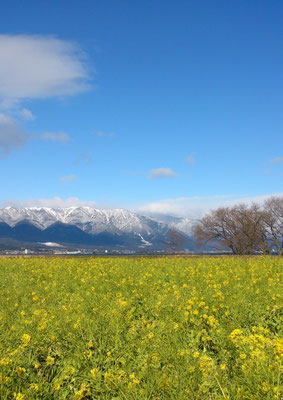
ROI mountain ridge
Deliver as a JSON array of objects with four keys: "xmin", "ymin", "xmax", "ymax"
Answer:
[{"xmin": 0, "ymin": 206, "xmax": 196, "ymax": 251}]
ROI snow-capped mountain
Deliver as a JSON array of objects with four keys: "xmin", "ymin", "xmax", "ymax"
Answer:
[
  {"xmin": 168, "ymin": 217, "xmax": 196, "ymax": 236},
  {"xmin": 0, "ymin": 206, "xmax": 166, "ymax": 234},
  {"xmin": 146, "ymin": 213, "xmax": 196, "ymax": 236},
  {"xmin": 0, "ymin": 206, "xmax": 195, "ymax": 250}
]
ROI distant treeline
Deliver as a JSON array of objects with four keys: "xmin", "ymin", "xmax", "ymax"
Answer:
[{"xmin": 194, "ymin": 196, "xmax": 283, "ymax": 255}]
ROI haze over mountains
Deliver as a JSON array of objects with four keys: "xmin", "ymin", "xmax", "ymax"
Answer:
[{"xmin": 0, "ymin": 207, "xmax": 196, "ymax": 251}]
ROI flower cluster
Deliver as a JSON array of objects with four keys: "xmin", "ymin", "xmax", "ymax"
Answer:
[{"xmin": 0, "ymin": 255, "xmax": 281, "ymax": 399}]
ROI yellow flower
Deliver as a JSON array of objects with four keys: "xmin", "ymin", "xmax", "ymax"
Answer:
[
  {"xmin": 64, "ymin": 366, "xmax": 75, "ymax": 376},
  {"xmin": 273, "ymin": 387, "xmax": 280, "ymax": 395},
  {"xmin": 207, "ymin": 315, "xmax": 218, "ymax": 327},
  {"xmin": 199, "ymin": 355, "xmax": 215, "ymax": 376},
  {"xmin": 229, "ymin": 329, "xmax": 243, "ymax": 346},
  {"xmin": 3, "ymin": 376, "xmax": 11, "ymax": 384},
  {"xmin": 74, "ymin": 391, "xmax": 84, "ymax": 400},
  {"xmin": 30, "ymin": 384, "xmax": 39, "ymax": 391},
  {"xmin": 241, "ymin": 362, "xmax": 251, "ymax": 373},
  {"xmin": 21, "ymin": 334, "xmax": 31, "ymax": 346},
  {"xmin": 262, "ymin": 381, "xmax": 270, "ymax": 393},
  {"xmin": 0, "ymin": 357, "xmax": 11, "ymax": 366},
  {"xmin": 14, "ymin": 394, "xmax": 24, "ymax": 400},
  {"xmin": 104, "ymin": 371, "xmax": 115, "ymax": 386},
  {"xmin": 46, "ymin": 356, "xmax": 55, "ymax": 366},
  {"xmin": 273, "ymin": 338, "xmax": 283, "ymax": 358},
  {"xmin": 54, "ymin": 383, "xmax": 61, "ymax": 390},
  {"xmin": 16, "ymin": 367, "xmax": 26, "ymax": 377},
  {"xmin": 90, "ymin": 368, "xmax": 100, "ymax": 380},
  {"xmin": 129, "ymin": 373, "xmax": 140, "ymax": 385}
]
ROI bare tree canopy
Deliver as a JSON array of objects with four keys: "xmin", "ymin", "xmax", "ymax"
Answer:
[
  {"xmin": 263, "ymin": 197, "xmax": 283, "ymax": 255},
  {"xmin": 167, "ymin": 228, "xmax": 185, "ymax": 253},
  {"xmin": 194, "ymin": 196, "xmax": 283, "ymax": 255}
]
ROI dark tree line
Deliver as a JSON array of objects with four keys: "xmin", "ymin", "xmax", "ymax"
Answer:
[{"xmin": 194, "ymin": 196, "xmax": 283, "ymax": 255}]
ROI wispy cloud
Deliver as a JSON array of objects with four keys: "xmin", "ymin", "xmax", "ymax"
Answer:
[
  {"xmin": 73, "ymin": 152, "xmax": 93, "ymax": 166},
  {"xmin": 59, "ymin": 174, "xmax": 78, "ymax": 184},
  {"xmin": 0, "ymin": 113, "xmax": 29, "ymax": 157},
  {"xmin": 95, "ymin": 131, "xmax": 115, "ymax": 138},
  {"xmin": 2, "ymin": 194, "xmax": 282, "ymax": 218},
  {"xmin": 137, "ymin": 193, "xmax": 283, "ymax": 219},
  {"xmin": 0, "ymin": 34, "xmax": 90, "ymax": 156},
  {"xmin": 17, "ymin": 108, "xmax": 35, "ymax": 121},
  {"xmin": 186, "ymin": 154, "xmax": 195, "ymax": 165},
  {"xmin": 149, "ymin": 168, "xmax": 179, "ymax": 179},
  {"xmin": 270, "ymin": 157, "xmax": 283, "ymax": 165},
  {"xmin": 40, "ymin": 132, "xmax": 71, "ymax": 143},
  {"xmin": 1, "ymin": 196, "xmax": 96, "ymax": 208},
  {"xmin": 0, "ymin": 98, "xmax": 20, "ymax": 110}
]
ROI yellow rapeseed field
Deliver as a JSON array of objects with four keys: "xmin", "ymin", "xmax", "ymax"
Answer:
[{"xmin": 0, "ymin": 256, "xmax": 282, "ymax": 399}]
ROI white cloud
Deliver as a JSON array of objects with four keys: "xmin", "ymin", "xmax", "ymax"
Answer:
[
  {"xmin": 95, "ymin": 131, "xmax": 115, "ymax": 138},
  {"xmin": 0, "ymin": 98, "xmax": 19, "ymax": 110},
  {"xmin": 1, "ymin": 196, "xmax": 97, "ymax": 208},
  {"xmin": 0, "ymin": 35, "xmax": 90, "ymax": 157},
  {"xmin": 0, "ymin": 34, "xmax": 89, "ymax": 100},
  {"xmin": 17, "ymin": 108, "xmax": 35, "ymax": 121},
  {"xmin": 149, "ymin": 168, "xmax": 179, "ymax": 179},
  {"xmin": 0, "ymin": 113, "xmax": 29, "ymax": 157},
  {"xmin": 2, "ymin": 194, "xmax": 282, "ymax": 218},
  {"xmin": 186, "ymin": 155, "xmax": 195, "ymax": 165},
  {"xmin": 59, "ymin": 175, "xmax": 78, "ymax": 184},
  {"xmin": 40, "ymin": 132, "xmax": 71, "ymax": 143},
  {"xmin": 137, "ymin": 193, "xmax": 283, "ymax": 219}
]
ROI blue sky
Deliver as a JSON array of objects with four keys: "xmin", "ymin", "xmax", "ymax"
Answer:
[{"xmin": 0, "ymin": 1, "xmax": 282, "ymax": 217}]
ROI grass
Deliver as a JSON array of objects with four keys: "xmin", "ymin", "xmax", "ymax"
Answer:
[{"xmin": 0, "ymin": 256, "xmax": 282, "ymax": 399}]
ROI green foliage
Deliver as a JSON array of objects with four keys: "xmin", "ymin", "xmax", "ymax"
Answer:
[{"xmin": 0, "ymin": 256, "xmax": 282, "ymax": 399}]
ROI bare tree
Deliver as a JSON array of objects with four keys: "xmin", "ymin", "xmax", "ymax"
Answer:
[
  {"xmin": 167, "ymin": 229, "xmax": 185, "ymax": 253},
  {"xmin": 263, "ymin": 196, "xmax": 283, "ymax": 255},
  {"xmin": 194, "ymin": 207, "xmax": 238, "ymax": 253},
  {"xmin": 194, "ymin": 203, "xmax": 266, "ymax": 254},
  {"xmin": 232, "ymin": 203, "xmax": 266, "ymax": 254}
]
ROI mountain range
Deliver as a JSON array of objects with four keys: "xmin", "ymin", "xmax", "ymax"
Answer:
[{"xmin": 0, "ymin": 207, "xmax": 196, "ymax": 251}]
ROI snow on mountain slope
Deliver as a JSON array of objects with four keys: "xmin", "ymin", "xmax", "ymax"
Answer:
[
  {"xmin": 0, "ymin": 207, "xmax": 169, "ymax": 237},
  {"xmin": 0, "ymin": 207, "xmax": 58, "ymax": 229},
  {"xmin": 147, "ymin": 213, "xmax": 196, "ymax": 236},
  {"xmin": 168, "ymin": 217, "xmax": 196, "ymax": 236}
]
